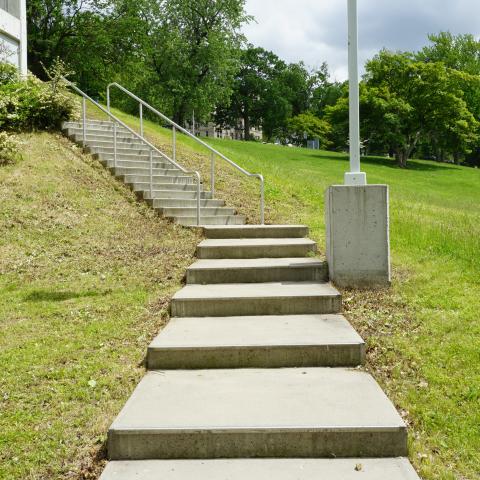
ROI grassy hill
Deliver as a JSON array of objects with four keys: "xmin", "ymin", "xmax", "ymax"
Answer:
[
  {"xmin": 91, "ymin": 104, "xmax": 480, "ymax": 480},
  {"xmin": 1, "ymin": 105, "xmax": 479, "ymax": 479},
  {"xmin": 0, "ymin": 132, "xmax": 200, "ymax": 478}
]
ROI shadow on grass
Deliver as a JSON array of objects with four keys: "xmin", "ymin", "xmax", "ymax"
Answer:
[
  {"xmin": 24, "ymin": 290, "xmax": 106, "ymax": 302},
  {"xmin": 298, "ymin": 150, "xmax": 460, "ymax": 172}
]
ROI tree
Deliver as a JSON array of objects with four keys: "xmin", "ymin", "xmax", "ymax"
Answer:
[
  {"xmin": 285, "ymin": 113, "xmax": 331, "ymax": 147},
  {"xmin": 327, "ymin": 50, "xmax": 480, "ymax": 167},
  {"xmin": 142, "ymin": 0, "xmax": 250, "ymax": 125},
  {"xmin": 215, "ymin": 46, "xmax": 285, "ymax": 140}
]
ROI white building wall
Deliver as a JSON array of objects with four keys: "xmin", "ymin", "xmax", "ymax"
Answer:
[{"xmin": 0, "ymin": 0, "xmax": 27, "ymax": 75}]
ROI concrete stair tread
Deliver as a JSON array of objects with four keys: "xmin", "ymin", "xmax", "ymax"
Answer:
[
  {"xmin": 108, "ymin": 368, "xmax": 406, "ymax": 459},
  {"xmin": 189, "ymin": 257, "xmax": 326, "ymax": 271},
  {"xmin": 198, "ymin": 238, "xmax": 315, "ymax": 247},
  {"xmin": 147, "ymin": 314, "xmax": 365, "ymax": 368},
  {"xmin": 100, "ymin": 458, "xmax": 420, "ymax": 480},
  {"xmin": 149, "ymin": 314, "xmax": 363, "ymax": 349},
  {"xmin": 173, "ymin": 281, "xmax": 339, "ymax": 301},
  {"xmin": 203, "ymin": 225, "xmax": 308, "ymax": 238}
]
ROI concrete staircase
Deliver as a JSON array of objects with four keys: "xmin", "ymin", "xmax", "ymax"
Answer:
[
  {"xmin": 62, "ymin": 120, "xmax": 246, "ymax": 226},
  {"xmin": 100, "ymin": 225, "xmax": 421, "ymax": 479}
]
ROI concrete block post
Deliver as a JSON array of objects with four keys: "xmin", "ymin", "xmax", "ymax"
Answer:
[{"xmin": 325, "ymin": 185, "xmax": 391, "ymax": 288}]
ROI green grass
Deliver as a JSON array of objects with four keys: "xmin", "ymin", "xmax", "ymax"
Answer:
[
  {"xmin": 90, "ymin": 104, "xmax": 480, "ymax": 479},
  {"xmin": 0, "ymin": 132, "xmax": 200, "ymax": 478}
]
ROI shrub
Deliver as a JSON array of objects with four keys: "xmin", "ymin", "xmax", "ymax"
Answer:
[
  {"xmin": 0, "ymin": 131, "xmax": 21, "ymax": 165},
  {"xmin": 0, "ymin": 60, "xmax": 79, "ymax": 131},
  {"xmin": 0, "ymin": 62, "xmax": 19, "ymax": 86}
]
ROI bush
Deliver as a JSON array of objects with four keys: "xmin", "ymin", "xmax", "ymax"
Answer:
[
  {"xmin": 0, "ymin": 62, "xmax": 19, "ymax": 86},
  {"xmin": 0, "ymin": 131, "xmax": 21, "ymax": 165},
  {"xmin": 0, "ymin": 61, "xmax": 79, "ymax": 131}
]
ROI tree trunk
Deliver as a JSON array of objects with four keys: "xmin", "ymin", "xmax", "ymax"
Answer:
[
  {"xmin": 453, "ymin": 152, "xmax": 461, "ymax": 165},
  {"xmin": 243, "ymin": 115, "xmax": 251, "ymax": 141},
  {"xmin": 395, "ymin": 150, "xmax": 408, "ymax": 168}
]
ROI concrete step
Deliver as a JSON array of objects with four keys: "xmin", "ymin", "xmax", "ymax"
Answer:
[
  {"xmin": 148, "ymin": 198, "xmax": 225, "ymax": 208},
  {"xmin": 203, "ymin": 225, "xmax": 309, "ymax": 239},
  {"xmin": 100, "ymin": 458, "xmax": 421, "ymax": 480},
  {"xmin": 66, "ymin": 128, "xmax": 137, "ymax": 141},
  {"xmin": 100, "ymin": 158, "xmax": 173, "ymax": 170},
  {"xmin": 171, "ymin": 282, "xmax": 341, "ymax": 317},
  {"xmin": 89, "ymin": 145, "xmax": 153, "ymax": 156},
  {"xmin": 74, "ymin": 135, "xmax": 145, "ymax": 148},
  {"xmin": 111, "ymin": 166, "xmax": 182, "ymax": 177},
  {"xmin": 175, "ymin": 215, "xmax": 246, "ymax": 226},
  {"xmin": 141, "ymin": 190, "xmax": 213, "ymax": 200},
  {"xmin": 161, "ymin": 207, "xmax": 236, "ymax": 217},
  {"xmin": 147, "ymin": 314, "xmax": 364, "ymax": 369},
  {"xmin": 196, "ymin": 238, "xmax": 317, "ymax": 259},
  {"xmin": 107, "ymin": 368, "xmax": 407, "ymax": 459},
  {"xmin": 95, "ymin": 152, "xmax": 168, "ymax": 163},
  {"xmin": 186, "ymin": 257, "xmax": 328, "ymax": 284},
  {"xmin": 120, "ymin": 174, "xmax": 194, "ymax": 185},
  {"xmin": 131, "ymin": 182, "xmax": 204, "ymax": 192}
]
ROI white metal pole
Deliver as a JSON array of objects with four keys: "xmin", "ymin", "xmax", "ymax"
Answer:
[
  {"xmin": 345, "ymin": 0, "xmax": 367, "ymax": 186},
  {"xmin": 19, "ymin": 0, "xmax": 28, "ymax": 77}
]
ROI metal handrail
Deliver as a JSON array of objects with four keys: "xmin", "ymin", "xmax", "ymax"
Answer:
[
  {"xmin": 107, "ymin": 82, "xmax": 265, "ymax": 224},
  {"xmin": 62, "ymin": 77, "xmax": 202, "ymax": 225}
]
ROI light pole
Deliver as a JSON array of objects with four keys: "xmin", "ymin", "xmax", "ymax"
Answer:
[{"xmin": 345, "ymin": 0, "xmax": 367, "ymax": 186}]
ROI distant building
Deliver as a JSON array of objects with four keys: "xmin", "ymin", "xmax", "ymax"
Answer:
[
  {"xmin": 190, "ymin": 119, "xmax": 263, "ymax": 141},
  {"xmin": 0, "ymin": 0, "xmax": 27, "ymax": 75}
]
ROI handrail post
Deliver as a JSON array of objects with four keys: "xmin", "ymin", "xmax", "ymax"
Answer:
[
  {"xmin": 196, "ymin": 173, "xmax": 201, "ymax": 226},
  {"xmin": 172, "ymin": 126, "xmax": 176, "ymax": 163},
  {"xmin": 260, "ymin": 177, "xmax": 265, "ymax": 225},
  {"xmin": 139, "ymin": 103, "xmax": 144, "ymax": 137},
  {"xmin": 106, "ymin": 87, "xmax": 110, "ymax": 112},
  {"xmin": 82, "ymin": 97, "xmax": 86, "ymax": 145},
  {"xmin": 210, "ymin": 152, "xmax": 215, "ymax": 197},
  {"xmin": 113, "ymin": 122, "xmax": 117, "ymax": 168},
  {"xmin": 149, "ymin": 150, "xmax": 153, "ymax": 197}
]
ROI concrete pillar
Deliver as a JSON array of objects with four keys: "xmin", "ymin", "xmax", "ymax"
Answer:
[{"xmin": 325, "ymin": 185, "xmax": 391, "ymax": 288}]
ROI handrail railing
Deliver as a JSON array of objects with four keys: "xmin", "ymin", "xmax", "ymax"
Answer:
[
  {"xmin": 62, "ymin": 77, "xmax": 202, "ymax": 225},
  {"xmin": 107, "ymin": 82, "xmax": 265, "ymax": 224}
]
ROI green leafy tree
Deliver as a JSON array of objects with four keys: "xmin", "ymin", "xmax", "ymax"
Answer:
[
  {"xmin": 284, "ymin": 112, "xmax": 331, "ymax": 147},
  {"xmin": 142, "ymin": 0, "xmax": 250, "ymax": 124},
  {"xmin": 327, "ymin": 50, "xmax": 480, "ymax": 167},
  {"xmin": 215, "ymin": 46, "xmax": 285, "ymax": 140}
]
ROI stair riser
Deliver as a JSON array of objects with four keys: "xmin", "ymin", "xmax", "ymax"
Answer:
[
  {"xmin": 141, "ymin": 191, "xmax": 212, "ymax": 200},
  {"xmin": 186, "ymin": 264, "xmax": 328, "ymax": 284},
  {"xmin": 111, "ymin": 168, "xmax": 182, "ymax": 177},
  {"xmin": 90, "ymin": 146, "xmax": 152, "ymax": 155},
  {"xmin": 132, "ymin": 183, "xmax": 202, "ymax": 192},
  {"xmin": 161, "ymin": 208, "xmax": 236, "ymax": 217},
  {"xmin": 121, "ymin": 176, "xmax": 194, "ymax": 185},
  {"xmin": 95, "ymin": 153, "xmax": 167, "ymax": 163},
  {"xmin": 175, "ymin": 216, "xmax": 245, "ymax": 226},
  {"xmin": 67, "ymin": 130, "xmax": 138, "ymax": 142},
  {"xmin": 108, "ymin": 429, "xmax": 407, "ymax": 460},
  {"xmin": 204, "ymin": 226, "xmax": 309, "ymax": 239},
  {"xmin": 171, "ymin": 296, "xmax": 341, "ymax": 317},
  {"xmin": 101, "ymin": 160, "xmax": 174, "ymax": 170},
  {"xmin": 149, "ymin": 199, "xmax": 224, "ymax": 208},
  {"xmin": 147, "ymin": 344, "xmax": 365, "ymax": 369},
  {"xmin": 196, "ymin": 244, "xmax": 316, "ymax": 259}
]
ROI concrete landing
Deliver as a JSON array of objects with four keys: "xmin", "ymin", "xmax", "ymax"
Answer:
[
  {"xmin": 108, "ymin": 368, "xmax": 407, "ymax": 459},
  {"xmin": 171, "ymin": 282, "xmax": 341, "ymax": 317},
  {"xmin": 100, "ymin": 458, "xmax": 421, "ymax": 480},
  {"xmin": 147, "ymin": 314, "xmax": 365, "ymax": 369}
]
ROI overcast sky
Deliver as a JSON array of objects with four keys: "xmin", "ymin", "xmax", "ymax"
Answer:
[{"xmin": 242, "ymin": 0, "xmax": 480, "ymax": 81}]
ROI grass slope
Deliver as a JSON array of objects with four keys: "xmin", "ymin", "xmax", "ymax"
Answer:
[
  {"xmin": 91, "ymin": 104, "xmax": 480, "ymax": 480},
  {"xmin": 0, "ymin": 132, "xmax": 199, "ymax": 478}
]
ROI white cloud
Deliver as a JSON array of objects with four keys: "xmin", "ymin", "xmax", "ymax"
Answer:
[{"xmin": 242, "ymin": 0, "xmax": 480, "ymax": 81}]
